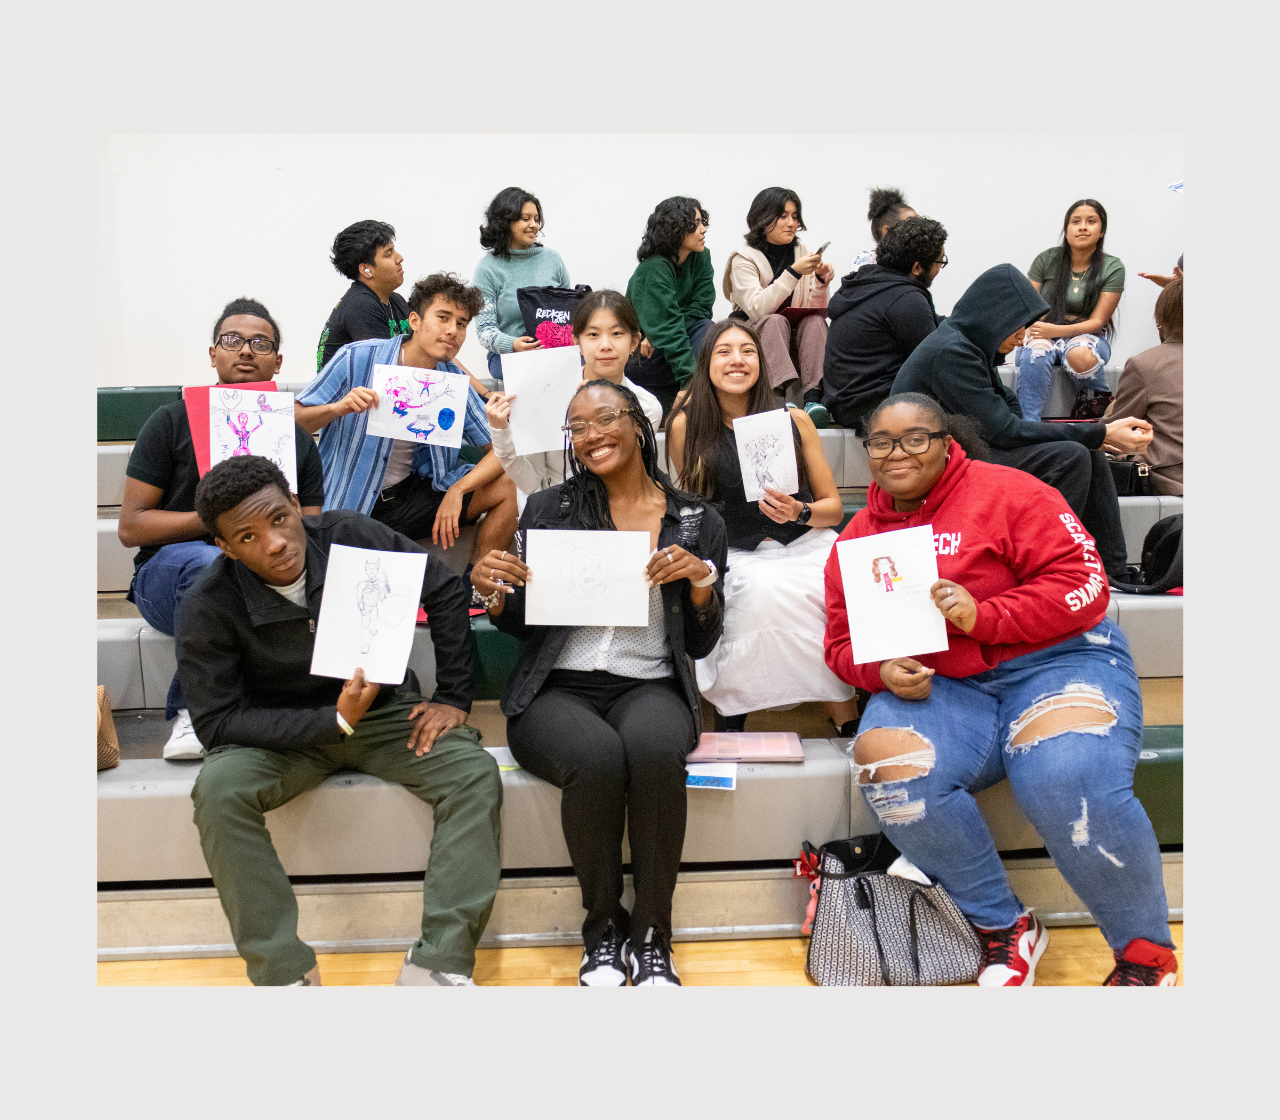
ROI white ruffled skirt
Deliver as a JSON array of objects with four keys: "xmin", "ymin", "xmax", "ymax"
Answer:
[{"xmin": 696, "ymin": 528, "xmax": 856, "ymax": 716}]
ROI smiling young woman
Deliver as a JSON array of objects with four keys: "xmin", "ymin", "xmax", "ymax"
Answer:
[
  {"xmin": 469, "ymin": 380, "xmax": 728, "ymax": 987},
  {"xmin": 666, "ymin": 321, "xmax": 859, "ymax": 736},
  {"xmin": 1015, "ymin": 199, "xmax": 1126, "ymax": 422}
]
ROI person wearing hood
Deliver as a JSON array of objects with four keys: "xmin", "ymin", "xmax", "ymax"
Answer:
[
  {"xmin": 821, "ymin": 216, "xmax": 947, "ymax": 432},
  {"xmin": 822, "ymin": 392, "xmax": 1178, "ymax": 987},
  {"xmin": 891, "ymin": 264, "xmax": 1153, "ymax": 582}
]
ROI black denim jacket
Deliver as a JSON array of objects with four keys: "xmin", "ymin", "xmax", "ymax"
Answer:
[
  {"xmin": 176, "ymin": 510, "xmax": 472, "ymax": 751},
  {"xmin": 492, "ymin": 487, "xmax": 728, "ymax": 734}
]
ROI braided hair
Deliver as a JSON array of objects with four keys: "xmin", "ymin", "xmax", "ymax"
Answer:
[{"xmin": 559, "ymin": 379, "xmax": 702, "ymax": 530}]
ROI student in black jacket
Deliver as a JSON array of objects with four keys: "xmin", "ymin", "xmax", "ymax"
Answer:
[
  {"xmin": 178, "ymin": 455, "xmax": 502, "ymax": 986},
  {"xmin": 822, "ymin": 216, "xmax": 947, "ymax": 432},
  {"xmin": 891, "ymin": 264, "xmax": 1154, "ymax": 581},
  {"xmin": 468, "ymin": 380, "xmax": 728, "ymax": 987}
]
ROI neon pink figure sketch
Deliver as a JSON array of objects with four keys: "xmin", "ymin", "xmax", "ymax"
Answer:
[
  {"xmin": 384, "ymin": 370, "xmax": 460, "ymax": 441},
  {"xmin": 227, "ymin": 412, "xmax": 263, "ymax": 455}
]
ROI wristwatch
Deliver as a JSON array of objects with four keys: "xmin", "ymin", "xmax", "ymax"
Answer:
[
  {"xmin": 796, "ymin": 502, "xmax": 812, "ymax": 525},
  {"xmin": 691, "ymin": 558, "xmax": 718, "ymax": 588}
]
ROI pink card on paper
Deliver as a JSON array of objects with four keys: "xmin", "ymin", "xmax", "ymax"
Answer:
[{"xmin": 686, "ymin": 732, "xmax": 805, "ymax": 763}]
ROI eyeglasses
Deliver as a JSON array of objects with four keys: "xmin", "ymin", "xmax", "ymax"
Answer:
[
  {"xmin": 862, "ymin": 431, "xmax": 948, "ymax": 458},
  {"xmin": 562, "ymin": 408, "xmax": 636, "ymax": 441},
  {"xmin": 216, "ymin": 333, "xmax": 277, "ymax": 354},
  {"xmin": 934, "ymin": 256, "xmax": 948, "ymax": 269}
]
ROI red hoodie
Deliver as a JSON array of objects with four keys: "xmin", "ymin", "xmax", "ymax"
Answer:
[{"xmin": 823, "ymin": 443, "xmax": 1109, "ymax": 693}]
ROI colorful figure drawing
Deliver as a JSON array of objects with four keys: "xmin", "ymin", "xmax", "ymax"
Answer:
[
  {"xmin": 227, "ymin": 411, "xmax": 263, "ymax": 455},
  {"xmin": 870, "ymin": 556, "xmax": 901, "ymax": 593},
  {"xmin": 257, "ymin": 393, "xmax": 273, "ymax": 412},
  {"xmin": 355, "ymin": 557, "xmax": 392, "ymax": 654},
  {"xmin": 384, "ymin": 370, "xmax": 460, "ymax": 442}
]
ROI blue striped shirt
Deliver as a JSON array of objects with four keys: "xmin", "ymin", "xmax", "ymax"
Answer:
[{"xmin": 298, "ymin": 335, "xmax": 491, "ymax": 515}]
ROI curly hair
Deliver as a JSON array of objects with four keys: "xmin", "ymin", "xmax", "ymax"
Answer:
[
  {"xmin": 212, "ymin": 298, "xmax": 281, "ymax": 349},
  {"xmin": 876, "ymin": 216, "xmax": 948, "ymax": 276},
  {"xmin": 868, "ymin": 187, "xmax": 914, "ymax": 243},
  {"xmin": 864, "ymin": 392, "xmax": 990, "ymax": 461},
  {"xmin": 744, "ymin": 187, "xmax": 805, "ymax": 251},
  {"xmin": 330, "ymin": 220, "xmax": 396, "ymax": 281},
  {"xmin": 195, "ymin": 455, "xmax": 292, "ymax": 538},
  {"xmin": 478, "ymin": 186, "xmax": 544, "ymax": 259},
  {"xmin": 407, "ymin": 272, "xmax": 485, "ymax": 319},
  {"xmin": 636, "ymin": 196, "xmax": 708, "ymax": 263}
]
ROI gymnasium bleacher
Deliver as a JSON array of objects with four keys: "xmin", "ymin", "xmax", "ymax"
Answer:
[{"xmin": 96, "ymin": 365, "xmax": 1183, "ymax": 963}]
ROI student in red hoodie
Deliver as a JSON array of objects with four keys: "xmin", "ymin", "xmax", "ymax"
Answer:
[{"xmin": 823, "ymin": 392, "xmax": 1177, "ymax": 987}]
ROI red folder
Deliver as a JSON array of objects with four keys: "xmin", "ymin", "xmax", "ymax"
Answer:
[
  {"xmin": 183, "ymin": 381, "xmax": 278, "ymax": 476},
  {"xmin": 686, "ymin": 731, "xmax": 805, "ymax": 762},
  {"xmin": 781, "ymin": 306, "xmax": 829, "ymax": 325}
]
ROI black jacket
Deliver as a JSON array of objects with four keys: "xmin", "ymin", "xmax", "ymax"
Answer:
[
  {"xmin": 492, "ymin": 486, "xmax": 728, "ymax": 733},
  {"xmin": 822, "ymin": 264, "xmax": 939, "ymax": 432},
  {"xmin": 176, "ymin": 510, "xmax": 472, "ymax": 751},
  {"xmin": 892, "ymin": 264, "xmax": 1106, "ymax": 451}
]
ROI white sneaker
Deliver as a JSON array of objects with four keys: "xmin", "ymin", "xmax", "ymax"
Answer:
[
  {"xmin": 627, "ymin": 928, "xmax": 681, "ymax": 986},
  {"xmin": 163, "ymin": 709, "xmax": 205, "ymax": 760},
  {"xmin": 290, "ymin": 965, "xmax": 322, "ymax": 986},
  {"xmin": 394, "ymin": 951, "xmax": 476, "ymax": 986}
]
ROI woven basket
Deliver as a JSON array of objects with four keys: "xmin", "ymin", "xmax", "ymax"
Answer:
[{"xmin": 97, "ymin": 686, "xmax": 120, "ymax": 771}]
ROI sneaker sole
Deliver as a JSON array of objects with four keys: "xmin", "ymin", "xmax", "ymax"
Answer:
[{"xmin": 1023, "ymin": 922, "xmax": 1050, "ymax": 986}]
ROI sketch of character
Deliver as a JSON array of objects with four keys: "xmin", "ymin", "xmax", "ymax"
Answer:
[
  {"xmin": 355, "ymin": 557, "xmax": 392, "ymax": 654},
  {"xmin": 744, "ymin": 433, "xmax": 783, "ymax": 494},
  {"xmin": 227, "ymin": 411, "xmax": 263, "ymax": 455},
  {"xmin": 870, "ymin": 556, "xmax": 900, "ymax": 593},
  {"xmin": 217, "ymin": 387, "xmax": 243, "ymax": 411},
  {"xmin": 387, "ymin": 370, "xmax": 458, "ymax": 418},
  {"xmin": 556, "ymin": 546, "xmax": 614, "ymax": 600}
]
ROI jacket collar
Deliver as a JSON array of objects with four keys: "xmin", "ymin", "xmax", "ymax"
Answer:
[
  {"xmin": 864, "ymin": 442, "xmax": 973, "ymax": 527},
  {"xmin": 232, "ymin": 522, "xmax": 328, "ymax": 627}
]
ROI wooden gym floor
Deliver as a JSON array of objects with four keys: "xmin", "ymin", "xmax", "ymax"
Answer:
[{"xmin": 98, "ymin": 923, "xmax": 1182, "ymax": 986}]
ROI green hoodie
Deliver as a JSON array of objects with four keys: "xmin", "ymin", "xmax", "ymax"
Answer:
[{"xmin": 625, "ymin": 249, "xmax": 715, "ymax": 385}]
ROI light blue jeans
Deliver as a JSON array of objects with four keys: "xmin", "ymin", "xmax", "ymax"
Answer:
[
  {"xmin": 854, "ymin": 621, "xmax": 1172, "ymax": 951},
  {"xmin": 131, "ymin": 541, "xmax": 224, "ymax": 719},
  {"xmin": 1015, "ymin": 333, "xmax": 1111, "ymax": 422}
]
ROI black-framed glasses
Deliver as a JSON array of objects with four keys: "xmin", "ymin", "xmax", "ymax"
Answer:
[
  {"xmin": 862, "ymin": 431, "xmax": 948, "ymax": 458},
  {"xmin": 216, "ymin": 333, "xmax": 277, "ymax": 354},
  {"xmin": 562, "ymin": 408, "xmax": 636, "ymax": 441},
  {"xmin": 934, "ymin": 255, "xmax": 948, "ymax": 269}
]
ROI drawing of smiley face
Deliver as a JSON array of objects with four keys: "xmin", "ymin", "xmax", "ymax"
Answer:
[{"xmin": 564, "ymin": 547, "xmax": 612, "ymax": 599}]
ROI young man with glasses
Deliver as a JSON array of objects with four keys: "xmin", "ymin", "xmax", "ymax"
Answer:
[
  {"xmin": 296, "ymin": 273, "xmax": 518, "ymax": 584},
  {"xmin": 822, "ymin": 216, "xmax": 949, "ymax": 432},
  {"xmin": 119, "ymin": 298, "xmax": 325, "ymax": 759}
]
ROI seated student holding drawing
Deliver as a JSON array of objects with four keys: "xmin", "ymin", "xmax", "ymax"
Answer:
[
  {"xmin": 468, "ymin": 380, "xmax": 728, "ymax": 986},
  {"xmin": 665, "ymin": 321, "xmax": 859, "ymax": 737},
  {"xmin": 178, "ymin": 455, "xmax": 502, "ymax": 987},
  {"xmin": 295, "ymin": 272, "xmax": 518, "ymax": 580},
  {"xmin": 822, "ymin": 392, "xmax": 1177, "ymax": 987},
  {"xmin": 483, "ymin": 290, "xmax": 663, "ymax": 499},
  {"xmin": 119, "ymin": 298, "xmax": 324, "ymax": 760}
]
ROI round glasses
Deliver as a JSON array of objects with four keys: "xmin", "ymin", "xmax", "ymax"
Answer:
[
  {"xmin": 562, "ymin": 408, "xmax": 636, "ymax": 442},
  {"xmin": 216, "ymin": 333, "xmax": 277, "ymax": 355},
  {"xmin": 862, "ymin": 431, "xmax": 948, "ymax": 458}
]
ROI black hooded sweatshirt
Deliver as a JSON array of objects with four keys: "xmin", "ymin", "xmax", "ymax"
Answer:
[
  {"xmin": 892, "ymin": 264, "xmax": 1106, "ymax": 450},
  {"xmin": 821, "ymin": 264, "xmax": 939, "ymax": 431}
]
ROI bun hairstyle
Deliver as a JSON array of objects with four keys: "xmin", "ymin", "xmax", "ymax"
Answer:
[
  {"xmin": 864, "ymin": 392, "xmax": 991, "ymax": 462},
  {"xmin": 868, "ymin": 187, "xmax": 913, "ymax": 243}
]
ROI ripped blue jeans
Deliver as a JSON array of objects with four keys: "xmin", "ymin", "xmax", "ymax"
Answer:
[
  {"xmin": 1015, "ymin": 333, "xmax": 1111, "ymax": 422},
  {"xmin": 854, "ymin": 622, "xmax": 1172, "ymax": 950}
]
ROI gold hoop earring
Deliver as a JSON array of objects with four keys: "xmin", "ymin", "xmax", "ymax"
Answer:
[{"xmin": 637, "ymin": 430, "xmax": 646, "ymax": 448}]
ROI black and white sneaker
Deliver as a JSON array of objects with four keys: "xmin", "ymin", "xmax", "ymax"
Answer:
[
  {"xmin": 579, "ymin": 925, "xmax": 628, "ymax": 986},
  {"xmin": 626, "ymin": 927, "xmax": 681, "ymax": 986}
]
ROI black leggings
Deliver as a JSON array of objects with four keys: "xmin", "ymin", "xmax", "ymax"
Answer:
[{"xmin": 506, "ymin": 670, "xmax": 696, "ymax": 951}]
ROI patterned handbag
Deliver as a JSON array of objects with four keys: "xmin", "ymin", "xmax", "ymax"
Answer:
[{"xmin": 803, "ymin": 834, "xmax": 981, "ymax": 986}]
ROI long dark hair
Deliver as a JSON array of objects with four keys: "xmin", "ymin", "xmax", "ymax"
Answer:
[
  {"xmin": 559, "ymin": 379, "xmax": 699, "ymax": 530},
  {"xmin": 865, "ymin": 392, "xmax": 991, "ymax": 462},
  {"xmin": 478, "ymin": 186, "xmax": 543, "ymax": 260},
  {"xmin": 666, "ymin": 320, "xmax": 810, "ymax": 497},
  {"xmin": 744, "ymin": 187, "xmax": 805, "ymax": 251},
  {"xmin": 1044, "ymin": 198, "xmax": 1110, "ymax": 328},
  {"xmin": 637, "ymin": 196, "xmax": 708, "ymax": 262}
]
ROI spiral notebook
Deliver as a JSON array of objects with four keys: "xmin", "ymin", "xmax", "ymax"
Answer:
[{"xmin": 686, "ymin": 732, "xmax": 805, "ymax": 763}]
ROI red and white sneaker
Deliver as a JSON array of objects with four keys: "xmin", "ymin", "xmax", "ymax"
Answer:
[
  {"xmin": 975, "ymin": 913, "xmax": 1049, "ymax": 986},
  {"xmin": 1103, "ymin": 938, "xmax": 1179, "ymax": 986}
]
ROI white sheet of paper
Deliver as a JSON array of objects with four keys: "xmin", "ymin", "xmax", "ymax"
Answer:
[
  {"xmin": 524, "ymin": 529, "xmax": 651, "ymax": 628},
  {"xmin": 498, "ymin": 346, "xmax": 584, "ymax": 456},
  {"xmin": 836, "ymin": 524, "xmax": 949, "ymax": 664},
  {"xmin": 365, "ymin": 364, "xmax": 469, "ymax": 448},
  {"xmin": 733, "ymin": 408, "xmax": 799, "ymax": 501},
  {"xmin": 686, "ymin": 763, "xmax": 737, "ymax": 790},
  {"xmin": 309, "ymin": 544, "xmax": 428, "ymax": 685},
  {"xmin": 209, "ymin": 388, "xmax": 297, "ymax": 491}
]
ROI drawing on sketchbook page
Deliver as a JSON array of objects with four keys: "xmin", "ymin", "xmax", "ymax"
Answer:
[
  {"xmin": 870, "ymin": 556, "xmax": 901, "ymax": 593},
  {"xmin": 210, "ymin": 389, "xmax": 297, "ymax": 489},
  {"xmin": 743, "ymin": 433, "xmax": 785, "ymax": 495},
  {"xmin": 548, "ymin": 539, "xmax": 617, "ymax": 601},
  {"xmin": 354, "ymin": 557, "xmax": 415, "ymax": 653},
  {"xmin": 385, "ymin": 369, "xmax": 459, "ymax": 442}
]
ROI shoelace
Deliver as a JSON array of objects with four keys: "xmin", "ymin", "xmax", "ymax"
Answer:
[
  {"xmin": 586, "ymin": 933, "xmax": 621, "ymax": 971},
  {"xmin": 1105, "ymin": 958, "xmax": 1159, "ymax": 986},
  {"xmin": 979, "ymin": 924, "xmax": 1021, "ymax": 970},
  {"xmin": 636, "ymin": 934, "xmax": 673, "ymax": 979}
]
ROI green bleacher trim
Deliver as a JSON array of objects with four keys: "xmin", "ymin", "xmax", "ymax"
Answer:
[
  {"xmin": 1132, "ymin": 725, "xmax": 1183, "ymax": 845},
  {"xmin": 98, "ymin": 386, "xmax": 184, "ymax": 442}
]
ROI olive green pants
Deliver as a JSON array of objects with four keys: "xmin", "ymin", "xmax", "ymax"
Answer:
[{"xmin": 191, "ymin": 697, "xmax": 502, "ymax": 985}]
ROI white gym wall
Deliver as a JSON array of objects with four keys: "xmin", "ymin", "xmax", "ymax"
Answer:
[{"xmin": 97, "ymin": 133, "xmax": 1182, "ymax": 388}]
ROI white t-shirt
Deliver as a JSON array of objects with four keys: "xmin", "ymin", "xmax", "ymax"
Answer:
[
  {"xmin": 268, "ymin": 569, "xmax": 308, "ymax": 607},
  {"xmin": 381, "ymin": 440, "xmax": 419, "ymax": 490}
]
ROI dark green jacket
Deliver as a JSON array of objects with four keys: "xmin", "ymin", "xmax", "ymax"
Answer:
[{"xmin": 626, "ymin": 249, "xmax": 716, "ymax": 385}]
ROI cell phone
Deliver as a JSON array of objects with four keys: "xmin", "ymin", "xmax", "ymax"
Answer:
[{"xmin": 814, "ymin": 241, "xmax": 831, "ymax": 255}]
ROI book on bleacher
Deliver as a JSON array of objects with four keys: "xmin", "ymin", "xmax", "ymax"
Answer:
[{"xmin": 687, "ymin": 732, "xmax": 805, "ymax": 763}]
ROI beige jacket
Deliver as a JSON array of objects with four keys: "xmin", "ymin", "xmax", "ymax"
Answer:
[{"xmin": 722, "ymin": 241, "xmax": 830, "ymax": 326}]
